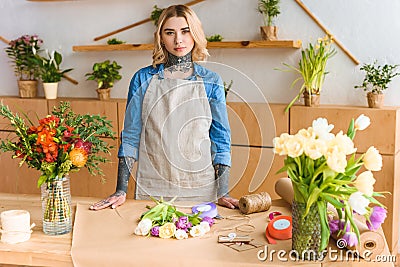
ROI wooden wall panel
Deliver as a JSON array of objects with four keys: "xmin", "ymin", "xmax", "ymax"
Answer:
[
  {"xmin": 229, "ymin": 146, "xmax": 285, "ymax": 200},
  {"xmin": 117, "ymin": 99, "xmax": 126, "ymax": 136},
  {"xmin": 0, "ymin": 132, "xmax": 40, "ymax": 194},
  {"xmin": 227, "ymin": 103, "xmax": 288, "ymax": 147},
  {"xmin": 371, "ymin": 153, "xmax": 400, "ymax": 253},
  {"xmin": 290, "ymin": 105, "xmax": 400, "ymax": 155},
  {"xmin": 0, "ymin": 97, "xmax": 48, "ymax": 131}
]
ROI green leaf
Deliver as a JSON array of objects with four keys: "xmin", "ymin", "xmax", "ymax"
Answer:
[
  {"xmin": 317, "ymin": 201, "xmax": 329, "ymax": 251},
  {"xmin": 37, "ymin": 175, "xmax": 47, "ymax": 187},
  {"xmin": 346, "ymin": 118, "xmax": 355, "ymax": 139},
  {"xmin": 304, "ymin": 187, "xmax": 322, "ymax": 217},
  {"xmin": 320, "ymin": 193, "xmax": 345, "ymax": 208}
]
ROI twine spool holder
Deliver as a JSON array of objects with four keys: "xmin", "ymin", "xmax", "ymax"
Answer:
[{"xmin": 0, "ymin": 210, "xmax": 35, "ymax": 244}]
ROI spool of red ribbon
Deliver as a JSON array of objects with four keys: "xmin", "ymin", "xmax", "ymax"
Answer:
[{"xmin": 265, "ymin": 215, "xmax": 292, "ymax": 244}]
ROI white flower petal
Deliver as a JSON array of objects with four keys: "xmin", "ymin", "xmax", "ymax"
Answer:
[
  {"xmin": 363, "ymin": 146, "xmax": 382, "ymax": 171},
  {"xmin": 312, "ymin": 118, "xmax": 334, "ymax": 140},
  {"xmin": 189, "ymin": 225, "xmax": 206, "ymax": 237},
  {"xmin": 199, "ymin": 221, "xmax": 210, "ymax": 233},
  {"xmin": 348, "ymin": 192, "xmax": 370, "ymax": 215},
  {"xmin": 175, "ymin": 229, "xmax": 188, "ymax": 240},
  {"xmin": 355, "ymin": 114, "xmax": 370, "ymax": 131},
  {"xmin": 354, "ymin": 171, "xmax": 376, "ymax": 197}
]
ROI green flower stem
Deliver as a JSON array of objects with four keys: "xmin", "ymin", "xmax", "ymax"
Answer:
[
  {"xmin": 317, "ymin": 200, "xmax": 329, "ymax": 251},
  {"xmin": 294, "ymin": 156, "xmax": 303, "ymax": 177},
  {"xmin": 310, "ymin": 162, "xmax": 327, "ymax": 186},
  {"xmin": 43, "ymin": 181, "xmax": 70, "ymax": 223},
  {"xmin": 344, "ymin": 204, "xmax": 361, "ymax": 242}
]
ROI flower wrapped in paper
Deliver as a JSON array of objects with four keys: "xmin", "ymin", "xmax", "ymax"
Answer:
[{"xmin": 134, "ymin": 197, "xmax": 215, "ymax": 239}]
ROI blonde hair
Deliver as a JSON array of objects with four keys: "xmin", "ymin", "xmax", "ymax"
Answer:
[{"xmin": 152, "ymin": 5, "xmax": 209, "ymax": 67}]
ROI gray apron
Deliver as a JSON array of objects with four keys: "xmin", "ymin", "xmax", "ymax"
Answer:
[{"xmin": 135, "ymin": 74, "xmax": 216, "ymax": 202}]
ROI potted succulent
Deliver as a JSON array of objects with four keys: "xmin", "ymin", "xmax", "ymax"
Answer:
[
  {"xmin": 354, "ymin": 61, "xmax": 400, "ymax": 108},
  {"xmin": 36, "ymin": 50, "xmax": 73, "ymax": 99},
  {"xmin": 280, "ymin": 36, "xmax": 336, "ymax": 112},
  {"xmin": 85, "ymin": 60, "xmax": 122, "ymax": 100},
  {"xmin": 257, "ymin": 0, "xmax": 281, "ymax": 40},
  {"xmin": 5, "ymin": 34, "xmax": 43, "ymax": 98}
]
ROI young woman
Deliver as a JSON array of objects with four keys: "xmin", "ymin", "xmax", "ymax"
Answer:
[{"xmin": 90, "ymin": 5, "xmax": 238, "ymax": 210}]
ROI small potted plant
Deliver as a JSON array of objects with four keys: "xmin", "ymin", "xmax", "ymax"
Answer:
[
  {"xmin": 206, "ymin": 34, "xmax": 223, "ymax": 42},
  {"xmin": 257, "ymin": 0, "xmax": 281, "ymax": 40},
  {"xmin": 223, "ymin": 80, "xmax": 233, "ymax": 98},
  {"xmin": 279, "ymin": 36, "xmax": 336, "ymax": 112},
  {"xmin": 354, "ymin": 61, "xmax": 400, "ymax": 108},
  {"xmin": 36, "ymin": 50, "xmax": 73, "ymax": 99},
  {"xmin": 5, "ymin": 34, "xmax": 43, "ymax": 98},
  {"xmin": 85, "ymin": 60, "xmax": 122, "ymax": 100},
  {"xmin": 107, "ymin": 38, "xmax": 125, "ymax": 45},
  {"xmin": 150, "ymin": 5, "xmax": 165, "ymax": 26}
]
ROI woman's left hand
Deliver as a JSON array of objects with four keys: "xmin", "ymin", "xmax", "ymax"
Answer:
[{"xmin": 218, "ymin": 196, "xmax": 239, "ymax": 209}]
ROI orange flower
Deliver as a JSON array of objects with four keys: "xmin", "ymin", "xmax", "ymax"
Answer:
[{"xmin": 69, "ymin": 148, "xmax": 88, "ymax": 167}]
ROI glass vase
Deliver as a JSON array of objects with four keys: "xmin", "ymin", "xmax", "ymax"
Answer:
[
  {"xmin": 40, "ymin": 175, "xmax": 72, "ymax": 235},
  {"xmin": 291, "ymin": 200, "xmax": 323, "ymax": 260}
]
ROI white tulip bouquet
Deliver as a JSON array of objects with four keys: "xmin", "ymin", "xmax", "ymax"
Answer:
[{"xmin": 273, "ymin": 114, "xmax": 387, "ymax": 250}]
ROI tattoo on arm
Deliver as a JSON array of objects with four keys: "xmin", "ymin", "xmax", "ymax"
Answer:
[{"xmin": 116, "ymin": 157, "xmax": 135, "ymax": 193}]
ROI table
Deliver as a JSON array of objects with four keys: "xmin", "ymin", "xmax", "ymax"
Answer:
[{"xmin": 0, "ymin": 193, "xmax": 395, "ymax": 266}]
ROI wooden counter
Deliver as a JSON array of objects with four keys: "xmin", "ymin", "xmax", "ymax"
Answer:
[{"xmin": 0, "ymin": 193, "xmax": 395, "ymax": 267}]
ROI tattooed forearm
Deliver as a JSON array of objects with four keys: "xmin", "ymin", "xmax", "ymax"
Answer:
[{"xmin": 116, "ymin": 157, "xmax": 135, "ymax": 193}]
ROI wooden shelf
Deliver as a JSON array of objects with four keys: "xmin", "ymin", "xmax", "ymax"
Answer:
[{"xmin": 72, "ymin": 40, "xmax": 302, "ymax": 52}]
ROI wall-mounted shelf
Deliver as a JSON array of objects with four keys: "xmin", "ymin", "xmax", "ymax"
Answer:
[{"xmin": 72, "ymin": 40, "xmax": 302, "ymax": 52}]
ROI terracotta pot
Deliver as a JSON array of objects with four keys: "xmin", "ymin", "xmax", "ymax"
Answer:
[
  {"xmin": 303, "ymin": 92, "xmax": 320, "ymax": 107},
  {"xmin": 43, "ymin": 82, "xmax": 59, "ymax": 100},
  {"xmin": 367, "ymin": 92, "xmax": 384, "ymax": 108},
  {"xmin": 96, "ymin": 88, "xmax": 111, "ymax": 100},
  {"xmin": 260, "ymin": 26, "xmax": 277, "ymax": 41},
  {"xmin": 17, "ymin": 80, "xmax": 38, "ymax": 98}
]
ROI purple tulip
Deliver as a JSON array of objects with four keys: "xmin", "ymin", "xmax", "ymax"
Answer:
[
  {"xmin": 342, "ymin": 231, "xmax": 358, "ymax": 247},
  {"xmin": 339, "ymin": 219, "xmax": 350, "ymax": 232},
  {"xmin": 367, "ymin": 206, "xmax": 387, "ymax": 230},
  {"xmin": 150, "ymin": 226, "xmax": 160, "ymax": 237},
  {"xmin": 176, "ymin": 216, "xmax": 190, "ymax": 231},
  {"xmin": 328, "ymin": 219, "xmax": 339, "ymax": 234},
  {"xmin": 202, "ymin": 216, "xmax": 214, "ymax": 227}
]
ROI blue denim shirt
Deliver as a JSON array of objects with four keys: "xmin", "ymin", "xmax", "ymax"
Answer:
[{"xmin": 118, "ymin": 63, "xmax": 231, "ymax": 166}]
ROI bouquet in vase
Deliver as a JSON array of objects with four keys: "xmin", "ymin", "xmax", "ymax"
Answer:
[
  {"xmin": 0, "ymin": 101, "xmax": 115, "ymax": 234},
  {"xmin": 273, "ymin": 115, "xmax": 387, "ymax": 257}
]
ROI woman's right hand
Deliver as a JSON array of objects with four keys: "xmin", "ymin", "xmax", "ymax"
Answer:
[{"xmin": 89, "ymin": 190, "xmax": 127, "ymax": 211}]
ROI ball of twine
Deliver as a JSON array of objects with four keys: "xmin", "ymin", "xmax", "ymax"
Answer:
[{"xmin": 239, "ymin": 192, "xmax": 272, "ymax": 215}]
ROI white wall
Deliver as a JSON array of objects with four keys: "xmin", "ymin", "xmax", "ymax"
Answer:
[{"xmin": 1, "ymin": 0, "xmax": 400, "ymax": 107}]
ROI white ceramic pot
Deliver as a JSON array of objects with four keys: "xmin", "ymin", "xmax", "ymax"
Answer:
[{"xmin": 43, "ymin": 82, "xmax": 59, "ymax": 100}]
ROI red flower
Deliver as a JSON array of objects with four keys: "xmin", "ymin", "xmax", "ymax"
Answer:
[
  {"xmin": 15, "ymin": 150, "xmax": 24, "ymax": 158},
  {"xmin": 27, "ymin": 126, "xmax": 37, "ymax": 134},
  {"xmin": 60, "ymin": 143, "xmax": 71, "ymax": 152},
  {"xmin": 39, "ymin": 115, "xmax": 60, "ymax": 128}
]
